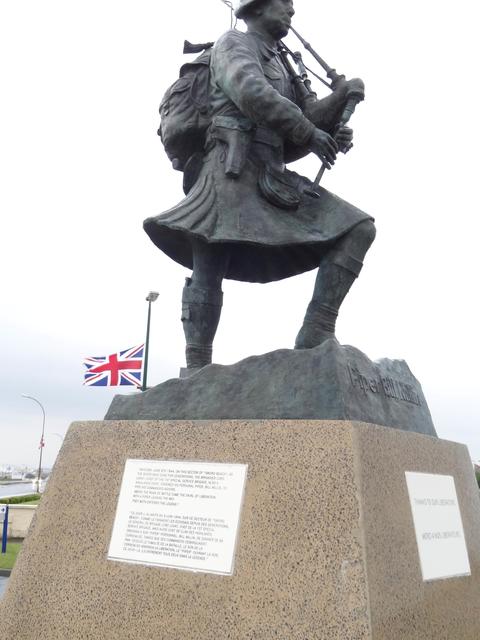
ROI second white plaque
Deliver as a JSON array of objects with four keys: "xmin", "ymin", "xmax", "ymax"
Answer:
[{"xmin": 405, "ymin": 471, "xmax": 471, "ymax": 582}]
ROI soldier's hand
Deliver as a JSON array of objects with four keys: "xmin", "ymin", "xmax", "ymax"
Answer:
[
  {"xmin": 336, "ymin": 126, "xmax": 354, "ymax": 153},
  {"xmin": 309, "ymin": 129, "xmax": 338, "ymax": 169}
]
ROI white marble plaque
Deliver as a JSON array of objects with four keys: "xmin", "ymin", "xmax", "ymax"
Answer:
[
  {"xmin": 405, "ymin": 471, "xmax": 471, "ymax": 581},
  {"xmin": 108, "ymin": 459, "xmax": 248, "ymax": 575}
]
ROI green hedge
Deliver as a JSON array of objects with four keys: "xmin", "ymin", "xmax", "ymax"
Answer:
[
  {"xmin": 0, "ymin": 494, "xmax": 40, "ymax": 505},
  {"xmin": 476, "ymin": 472, "xmax": 480, "ymax": 489}
]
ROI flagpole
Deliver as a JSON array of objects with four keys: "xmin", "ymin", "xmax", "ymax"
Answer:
[
  {"xmin": 21, "ymin": 394, "xmax": 46, "ymax": 494},
  {"xmin": 142, "ymin": 292, "xmax": 159, "ymax": 391}
]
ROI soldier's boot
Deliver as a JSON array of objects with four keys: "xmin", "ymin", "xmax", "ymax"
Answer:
[
  {"xmin": 294, "ymin": 251, "xmax": 363, "ymax": 350},
  {"xmin": 181, "ymin": 277, "xmax": 223, "ymax": 369}
]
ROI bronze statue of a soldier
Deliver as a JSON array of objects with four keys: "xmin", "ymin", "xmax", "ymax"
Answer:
[{"xmin": 144, "ymin": 0, "xmax": 375, "ymax": 371}]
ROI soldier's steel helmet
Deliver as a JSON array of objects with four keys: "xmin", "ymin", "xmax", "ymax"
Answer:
[{"xmin": 234, "ymin": 0, "xmax": 265, "ymax": 19}]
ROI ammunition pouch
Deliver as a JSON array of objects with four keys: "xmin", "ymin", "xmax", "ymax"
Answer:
[{"xmin": 211, "ymin": 115, "xmax": 254, "ymax": 178}]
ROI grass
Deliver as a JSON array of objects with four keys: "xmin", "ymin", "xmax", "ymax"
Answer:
[
  {"xmin": 0, "ymin": 494, "xmax": 40, "ymax": 505},
  {"xmin": 0, "ymin": 542, "xmax": 21, "ymax": 571}
]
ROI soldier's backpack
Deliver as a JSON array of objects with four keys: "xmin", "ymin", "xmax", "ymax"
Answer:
[{"xmin": 158, "ymin": 41, "xmax": 214, "ymax": 173}]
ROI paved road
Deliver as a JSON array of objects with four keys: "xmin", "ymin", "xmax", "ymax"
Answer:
[
  {"xmin": 0, "ymin": 576, "xmax": 8, "ymax": 599},
  {"xmin": 0, "ymin": 482, "xmax": 33, "ymax": 498}
]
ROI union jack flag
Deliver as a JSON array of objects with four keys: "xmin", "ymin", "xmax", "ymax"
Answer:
[{"xmin": 83, "ymin": 345, "xmax": 144, "ymax": 387}]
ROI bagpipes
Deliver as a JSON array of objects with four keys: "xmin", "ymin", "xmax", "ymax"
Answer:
[{"xmin": 279, "ymin": 26, "xmax": 364, "ymax": 188}]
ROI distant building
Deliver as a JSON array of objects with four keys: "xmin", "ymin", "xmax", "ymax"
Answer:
[
  {"xmin": 0, "ymin": 464, "xmax": 13, "ymax": 476},
  {"xmin": 0, "ymin": 465, "xmax": 32, "ymax": 481}
]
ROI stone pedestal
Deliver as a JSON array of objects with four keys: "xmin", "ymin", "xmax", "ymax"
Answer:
[{"xmin": 2, "ymin": 420, "xmax": 480, "ymax": 639}]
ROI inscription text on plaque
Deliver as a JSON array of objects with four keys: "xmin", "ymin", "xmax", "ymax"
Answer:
[
  {"xmin": 405, "ymin": 472, "xmax": 470, "ymax": 581},
  {"xmin": 108, "ymin": 459, "xmax": 248, "ymax": 575}
]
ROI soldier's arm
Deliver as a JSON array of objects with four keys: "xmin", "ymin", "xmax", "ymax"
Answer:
[
  {"xmin": 286, "ymin": 80, "xmax": 362, "ymax": 164},
  {"xmin": 284, "ymin": 89, "xmax": 346, "ymax": 164},
  {"xmin": 284, "ymin": 88, "xmax": 346, "ymax": 163}
]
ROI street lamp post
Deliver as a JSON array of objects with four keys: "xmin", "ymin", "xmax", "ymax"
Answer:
[
  {"xmin": 142, "ymin": 291, "xmax": 159, "ymax": 392},
  {"xmin": 21, "ymin": 394, "xmax": 46, "ymax": 494}
]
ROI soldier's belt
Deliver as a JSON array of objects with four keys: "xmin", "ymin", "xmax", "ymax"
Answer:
[{"xmin": 212, "ymin": 116, "xmax": 283, "ymax": 147}]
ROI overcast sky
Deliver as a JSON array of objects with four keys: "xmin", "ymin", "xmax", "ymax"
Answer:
[{"xmin": 1, "ymin": 0, "xmax": 479, "ymax": 469}]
